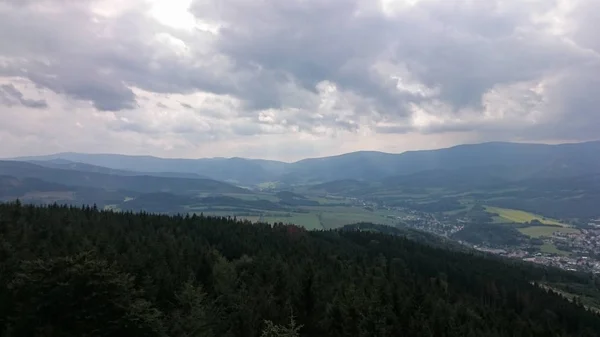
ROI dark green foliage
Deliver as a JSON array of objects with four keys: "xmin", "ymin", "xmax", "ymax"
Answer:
[
  {"xmin": 261, "ymin": 314, "xmax": 302, "ymax": 337},
  {"xmin": 548, "ymin": 282, "xmax": 600, "ymax": 312},
  {"xmin": 5, "ymin": 252, "xmax": 165, "ymax": 337},
  {"xmin": 340, "ymin": 223, "xmax": 466, "ymax": 250},
  {"xmin": 1, "ymin": 201, "xmax": 600, "ymax": 336},
  {"xmin": 452, "ymin": 223, "xmax": 529, "ymax": 246},
  {"xmin": 168, "ymin": 279, "xmax": 214, "ymax": 337}
]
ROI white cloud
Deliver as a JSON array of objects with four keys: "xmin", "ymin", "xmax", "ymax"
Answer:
[{"xmin": 0, "ymin": 0, "xmax": 598, "ymax": 161}]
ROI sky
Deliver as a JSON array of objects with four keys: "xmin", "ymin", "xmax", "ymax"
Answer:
[{"xmin": 0, "ymin": 0, "xmax": 599, "ymax": 162}]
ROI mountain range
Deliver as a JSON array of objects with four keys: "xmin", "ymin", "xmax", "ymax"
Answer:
[
  {"xmin": 11, "ymin": 141, "xmax": 600, "ymax": 185},
  {"xmin": 3, "ymin": 140, "xmax": 600, "ymax": 220}
]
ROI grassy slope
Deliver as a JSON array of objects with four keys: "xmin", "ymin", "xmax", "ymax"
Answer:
[
  {"xmin": 485, "ymin": 206, "xmax": 566, "ymax": 226},
  {"xmin": 483, "ymin": 206, "xmax": 580, "ymax": 240}
]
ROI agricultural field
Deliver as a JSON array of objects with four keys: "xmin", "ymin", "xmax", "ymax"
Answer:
[
  {"xmin": 539, "ymin": 242, "xmax": 570, "ymax": 256},
  {"xmin": 169, "ymin": 189, "xmax": 410, "ymax": 230},
  {"xmin": 318, "ymin": 211, "xmax": 397, "ymax": 229},
  {"xmin": 262, "ymin": 213, "xmax": 323, "ymax": 230},
  {"xmin": 485, "ymin": 206, "xmax": 566, "ymax": 226},
  {"xmin": 518, "ymin": 226, "xmax": 580, "ymax": 238},
  {"xmin": 258, "ymin": 206, "xmax": 405, "ymax": 230},
  {"xmin": 202, "ymin": 202, "xmax": 408, "ymax": 230}
]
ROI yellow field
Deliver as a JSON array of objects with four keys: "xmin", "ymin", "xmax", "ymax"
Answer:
[
  {"xmin": 518, "ymin": 226, "xmax": 580, "ymax": 238},
  {"xmin": 485, "ymin": 206, "xmax": 566, "ymax": 226}
]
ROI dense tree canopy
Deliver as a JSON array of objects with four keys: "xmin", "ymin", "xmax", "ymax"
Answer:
[{"xmin": 1, "ymin": 201, "xmax": 600, "ymax": 336}]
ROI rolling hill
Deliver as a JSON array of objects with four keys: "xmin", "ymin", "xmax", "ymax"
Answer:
[
  {"xmin": 27, "ymin": 159, "xmax": 208, "ymax": 179},
  {"xmin": 0, "ymin": 161, "xmax": 249, "ymax": 195},
  {"xmin": 0, "ymin": 175, "xmax": 133, "ymax": 207},
  {"xmin": 3, "ymin": 203, "xmax": 600, "ymax": 336},
  {"xmin": 12, "ymin": 141, "xmax": 600, "ymax": 185},
  {"xmin": 14, "ymin": 153, "xmax": 284, "ymax": 185}
]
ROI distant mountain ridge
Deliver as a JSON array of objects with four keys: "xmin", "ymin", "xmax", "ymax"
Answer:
[
  {"xmin": 13, "ymin": 153, "xmax": 284, "ymax": 185},
  {"xmin": 26, "ymin": 159, "xmax": 208, "ymax": 179},
  {"xmin": 9, "ymin": 140, "xmax": 600, "ymax": 185},
  {"xmin": 0, "ymin": 161, "xmax": 248, "ymax": 195}
]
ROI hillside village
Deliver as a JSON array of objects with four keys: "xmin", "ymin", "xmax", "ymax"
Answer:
[{"xmin": 372, "ymin": 202, "xmax": 600, "ymax": 274}]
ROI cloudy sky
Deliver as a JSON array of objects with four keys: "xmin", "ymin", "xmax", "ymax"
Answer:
[{"xmin": 0, "ymin": 0, "xmax": 598, "ymax": 161}]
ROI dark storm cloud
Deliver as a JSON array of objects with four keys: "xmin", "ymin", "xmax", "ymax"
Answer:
[
  {"xmin": 190, "ymin": 0, "xmax": 587, "ymax": 111},
  {"xmin": 190, "ymin": 0, "xmax": 409, "ymax": 113},
  {"xmin": 528, "ymin": 61, "xmax": 600, "ymax": 140},
  {"xmin": 187, "ymin": 0, "xmax": 600, "ymax": 139},
  {"xmin": 0, "ymin": 2, "xmax": 139, "ymax": 110}
]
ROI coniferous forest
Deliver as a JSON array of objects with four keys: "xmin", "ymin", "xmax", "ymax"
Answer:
[{"xmin": 1, "ymin": 201, "xmax": 600, "ymax": 336}]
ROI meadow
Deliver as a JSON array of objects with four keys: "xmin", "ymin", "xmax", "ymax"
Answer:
[
  {"xmin": 262, "ymin": 213, "xmax": 323, "ymax": 230},
  {"xmin": 189, "ymin": 193, "xmax": 405, "ymax": 230},
  {"xmin": 485, "ymin": 206, "xmax": 566, "ymax": 226},
  {"xmin": 539, "ymin": 242, "xmax": 571, "ymax": 256},
  {"xmin": 518, "ymin": 226, "xmax": 580, "ymax": 238}
]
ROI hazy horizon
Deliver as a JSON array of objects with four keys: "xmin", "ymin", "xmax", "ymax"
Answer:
[{"xmin": 6, "ymin": 139, "xmax": 599, "ymax": 163}]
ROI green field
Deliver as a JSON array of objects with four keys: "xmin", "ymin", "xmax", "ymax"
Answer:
[
  {"xmin": 183, "ymin": 190, "xmax": 407, "ymax": 230},
  {"xmin": 224, "ymin": 203, "xmax": 407, "ymax": 230},
  {"xmin": 262, "ymin": 213, "xmax": 323, "ymax": 230},
  {"xmin": 485, "ymin": 206, "xmax": 566, "ymax": 226},
  {"xmin": 319, "ymin": 212, "xmax": 396, "ymax": 229},
  {"xmin": 185, "ymin": 191, "xmax": 403, "ymax": 230},
  {"xmin": 539, "ymin": 242, "xmax": 570, "ymax": 256},
  {"xmin": 518, "ymin": 226, "xmax": 580, "ymax": 238},
  {"xmin": 260, "ymin": 208, "xmax": 402, "ymax": 230}
]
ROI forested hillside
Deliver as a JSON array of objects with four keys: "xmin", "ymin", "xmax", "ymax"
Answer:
[
  {"xmin": 1, "ymin": 202, "xmax": 600, "ymax": 336},
  {"xmin": 0, "ymin": 161, "xmax": 247, "ymax": 195}
]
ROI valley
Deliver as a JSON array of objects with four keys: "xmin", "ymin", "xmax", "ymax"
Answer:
[
  {"xmin": 5, "ymin": 3, "xmax": 600, "ymax": 334},
  {"xmin": 3, "ymin": 141, "xmax": 600, "ymax": 274}
]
